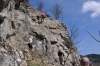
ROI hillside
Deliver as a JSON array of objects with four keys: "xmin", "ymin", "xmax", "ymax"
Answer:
[
  {"xmin": 0, "ymin": 0, "xmax": 80, "ymax": 66},
  {"xmin": 85, "ymin": 54, "xmax": 100, "ymax": 66}
]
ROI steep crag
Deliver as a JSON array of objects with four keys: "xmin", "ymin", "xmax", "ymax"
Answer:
[{"xmin": 0, "ymin": 0, "xmax": 80, "ymax": 66}]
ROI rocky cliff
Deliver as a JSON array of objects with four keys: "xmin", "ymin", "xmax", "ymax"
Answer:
[{"xmin": 0, "ymin": 0, "xmax": 80, "ymax": 66}]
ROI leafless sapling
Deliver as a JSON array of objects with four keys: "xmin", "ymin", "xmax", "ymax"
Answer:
[{"xmin": 50, "ymin": 3, "xmax": 63, "ymax": 20}]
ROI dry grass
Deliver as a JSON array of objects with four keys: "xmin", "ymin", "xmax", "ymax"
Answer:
[
  {"xmin": 26, "ymin": 51, "xmax": 49, "ymax": 66},
  {"xmin": 27, "ymin": 60, "xmax": 44, "ymax": 66}
]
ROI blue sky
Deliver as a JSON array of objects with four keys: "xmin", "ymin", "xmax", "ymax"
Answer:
[{"xmin": 29, "ymin": 0, "xmax": 100, "ymax": 55}]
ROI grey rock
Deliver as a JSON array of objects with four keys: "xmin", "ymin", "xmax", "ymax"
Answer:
[{"xmin": 0, "ymin": 0, "xmax": 81, "ymax": 66}]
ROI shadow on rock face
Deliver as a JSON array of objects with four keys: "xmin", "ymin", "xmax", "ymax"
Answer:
[
  {"xmin": 0, "ymin": 0, "xmax": 5, "ymax": 11},
  {"xmin": 0, "ymin": 0, "xmax": 10, "ymax": 11},
  {"xmin": 0, "ymin": 15, "xmax": 5, "ymax": 24}
]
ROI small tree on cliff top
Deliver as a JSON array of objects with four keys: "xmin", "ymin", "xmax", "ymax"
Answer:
[
  {"xmin": 36, "ymin": 1, "xmax": 44, "ymax": 12},
  {"xmin": 50, "ymin": 3, "xmax": 63, "ymax": 20},
  {"xmin": 68, "ymin": 22, "xmax": 81, "ymax": 45}
]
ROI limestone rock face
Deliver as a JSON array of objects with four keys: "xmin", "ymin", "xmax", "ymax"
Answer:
[{"xmin": 0, "ymin": 0, "xmax": 80, "ymax": 66}]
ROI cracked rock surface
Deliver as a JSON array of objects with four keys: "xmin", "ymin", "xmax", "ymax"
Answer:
[{"xmin": 0, "ymin": 0, "xmax": 80, "ymax": 66}]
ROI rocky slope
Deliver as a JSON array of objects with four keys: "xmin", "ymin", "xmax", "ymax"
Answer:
[{"xmin": 0, "ymin": 0, "xmax": 80, "ymax": 66}]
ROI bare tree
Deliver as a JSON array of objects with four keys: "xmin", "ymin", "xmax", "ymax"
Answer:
[
  {"xmin": 62, "ymin": 22, "xmax": 81, "ymax": 66},
  {"xmin": 50, "ymin": 3, "xmax": 63, "ymax": 20},
  {"xmin": 68, "ymin": 22, "xmax": 81, "ymax": 45},
  {"xmin": 36, "ymin": 1, "xmax": 44, "ymax": 12},
  {"xmin": 35, "ymin": 1, "xmax": 48, "ymax": 13}
]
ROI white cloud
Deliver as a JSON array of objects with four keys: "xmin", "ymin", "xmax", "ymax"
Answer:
[{"xmin": 82, "ymin": 1, "xmax": 100, "ymax": 18}]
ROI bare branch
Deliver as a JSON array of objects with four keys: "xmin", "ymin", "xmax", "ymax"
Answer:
[
  {"xmin": 36, "ymin": 1, "xmax": 44, "ymax": 12},
  {"xmin": 50, "ymin": 3, "xmax": 63, "ymax": 20},
  {"xmin": 35, "ymin": 1, "xmax": 48, "ymax": 13},
  {"xmin": 68, "ymin": 22, "xmax": 81, "ymax": 44},
  {"xmin": 86, "ymin": 30, "xmax": 100, "ymax": 42}
]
